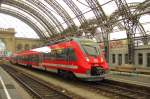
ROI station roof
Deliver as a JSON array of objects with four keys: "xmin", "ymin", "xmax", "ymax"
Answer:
[{"xmin": 0, "ymin": 0, "xmax": 149, "ymax": 41}]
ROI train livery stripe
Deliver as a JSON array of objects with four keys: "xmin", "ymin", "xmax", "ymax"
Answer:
[{"xmin": 42, "ymin": 63, "xmax": 78, "ymax": 69}]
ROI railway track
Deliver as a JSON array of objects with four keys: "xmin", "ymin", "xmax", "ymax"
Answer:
[
  {"xmin": 1, "ymin": 64, "xmax": 72, "ymax": 99},
  {"xmin": 86, "ymin": 80, "xmax": 150, "ymax": 99},
  {"xmin": 2, "ymin": 63, "xmax": 150, "ymax": 99}
]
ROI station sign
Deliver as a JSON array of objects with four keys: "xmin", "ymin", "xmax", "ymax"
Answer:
[
  {"xmin": 0, "ymin": 51, "xmax": 12, "ymax": 57},
  {"xmin": 99, "ymin": 39, "xmax": 127, "ymax": 49}
]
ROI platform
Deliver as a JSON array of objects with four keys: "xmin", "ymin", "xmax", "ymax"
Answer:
[
  {"xmin": 106, "ymin": 71, "xmax": 150, "ymax": 87},
  {"xmin": 0, "ymin": 66, "xmax": 32, "ymax": 99}
]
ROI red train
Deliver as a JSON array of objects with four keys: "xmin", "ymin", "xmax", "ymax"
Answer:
[{"xmin": 10, "ymin": 37, "xmax": 109, "ymax": 81}]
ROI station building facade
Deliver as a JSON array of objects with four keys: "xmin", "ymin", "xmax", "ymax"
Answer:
[
  {"xmin": 102, "ymin": 39, "xmax": 150, "ymax": 67},
  {"xmin": 0, "ymin": 28, "xmax": 43, "ymax": 57}
]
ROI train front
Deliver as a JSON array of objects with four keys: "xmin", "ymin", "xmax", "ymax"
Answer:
[{"xmin": 75, "ymin": 38, "xmax": 109, "ymax": 81}]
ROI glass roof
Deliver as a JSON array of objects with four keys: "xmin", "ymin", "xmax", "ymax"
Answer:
[
  {"xmin": 0, "ymin": 0, "xmax": 149, "ymax": 40},
  {"xmin": 0, "ymin": 13, "xmax": 39, "ymax": 38}
]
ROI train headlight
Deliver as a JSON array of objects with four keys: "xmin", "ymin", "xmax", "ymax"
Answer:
[
  {"xmin": 101, "ymin": 58, "xmax": 104, "ymax": 63},
  {"xmin": 85, "ymin": 57, "xmax": 90, "ymax": 62}
]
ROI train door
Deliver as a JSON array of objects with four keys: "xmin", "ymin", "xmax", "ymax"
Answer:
[
  {"xmin": 28, "ymin": 55, "xmax": 32, "ymax": 64},
  {"xmin": 67, "ymin": 48, "xmax": 77, "ymax": 69},
  {"xmin": 147, "ymin": 53, "xmax": 150, "ymax": 67},
  {"xmin": 38, "ymin": 53, "xmax": 42, "ymax": 64},
  {"xmin": 35, "ymin": 54, "xmax": 40, "ymax": 67},
  {"xmin": 118, "ymin": 54, "xmax": 122, "ymax": 66}
]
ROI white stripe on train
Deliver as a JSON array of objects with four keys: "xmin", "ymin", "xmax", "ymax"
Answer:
[{"xmin": 42, "ymin": 63, "xmax": 78, "ymax": 69}]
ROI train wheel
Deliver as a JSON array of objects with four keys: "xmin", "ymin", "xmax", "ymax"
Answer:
[
  {"xmin": 58, "ymin": 70, "xmax": 75, "ymax": 80},
  {"xmin": 27, "ymin": 64, "xmax": 32, "ymax": 69}
]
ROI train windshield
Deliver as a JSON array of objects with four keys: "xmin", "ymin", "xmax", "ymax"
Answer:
[{"xmin": 80, "ymin": 40, "xmax": 101, "ymax": 57}]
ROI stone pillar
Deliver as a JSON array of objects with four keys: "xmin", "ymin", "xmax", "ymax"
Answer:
[
  {"xmin": 0, "ymin": 28, "xmax": 16, "ymax": 53},
  {"xmin": 116, "ymin": 54, "xmax": 119, "ymax": 66},
  {"xmin": 4, "ymin": 38, "xmax": 15, "ymax": 53},
  {"xmin": 122, "ymin": 54, "xmax": 125, "ymax": 65},
  {"xmin": 143, "ymin": 53, "xmax": 147, "ymax": 67},
  {"xmin": 134, "ymin": 53, "xmax": 138, "ymax": 66}
]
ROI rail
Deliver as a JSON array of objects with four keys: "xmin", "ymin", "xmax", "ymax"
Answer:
[
  {"xmin": 86, "ymin": 79, "xmax": 150, "ymax": 99},
  {"xmin": 2, "ymin": 63, "xmax": 150, "ymax": 99},
  {"xmin": 1, "ymin": 64, "xmax": 72, "ymax": 99},
  {"xmin": 111, "ymin": 66, "xmax": 150, "ymax": 75}
]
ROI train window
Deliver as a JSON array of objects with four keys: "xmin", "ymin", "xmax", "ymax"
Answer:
[
  {"xmin": 31, "ymin": 54, "xmax": 39, "ymax": 62},
  {"xmin": 68, "ymin": 48, "xmax": 76, "ymax": 61},
  {"xmin": 55, "ymin": 48, "xmax": 67, "ymax": 60},
  {"xmin": 125, "ymin": 54, "xmax": 128, "ymax": 64},
  {"xmin": 45, "ymin": 50, "xmax": 58, "ymax": 60},
  {"xmin": 82, "ymin": 45, "xmax": 100, "ymax": 57},
  {"xmin": 43, "ymin": 53, "xmax": 50, "ymax": 60},
  {"xmin": 138, "ymin": 53, "xmax": 143, "ymax": 65},
  {"xmin": 112, "ymin": 54, "xmax": 115, "ymax": 63},
  {"xmin": 28, "ymin": 55, "xmax": 32, "ymax": 62}
]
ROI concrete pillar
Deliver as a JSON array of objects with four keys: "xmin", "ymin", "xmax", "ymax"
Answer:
[
  {"xmin": 143, "ymin": 53, "xmax": 147, "ymax": 67},
  {"xmin": 0, "ymin": 28, "xmax": 16, "ymax": 53},
  {"xmin": 122, "ymin": 54, "xmax": 125, "ymax": 65},
  {"xmin": 4, "ymin": 38, "xmax": 15, "ymax": 53},
  {"xmin": 134, "ymin": 53, "xmax": 138, "ymax": 66},
  {"xmin": 116, "ymin": 54, "xmax": 119, "ymax": 66}
]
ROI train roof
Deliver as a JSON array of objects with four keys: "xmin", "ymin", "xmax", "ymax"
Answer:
[
  {"xmin": 12, "ymin": 37, "xmax": 97, "ymax": 56},
  {"xmin": 46, "ymin": 37, "xmax": 96, "ymax": 45}
]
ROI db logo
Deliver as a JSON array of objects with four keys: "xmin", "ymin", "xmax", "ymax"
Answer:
[{"xmin": 94, "ymin": 59, "xmax": 98, "ymax": 62}]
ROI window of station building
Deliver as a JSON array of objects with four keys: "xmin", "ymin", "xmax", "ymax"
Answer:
[
  {"xmin": 24, "ymin": 44, "xmax": 30, "ymax": 50},
  {"xmin": 112, "ymin": 54, "xmax": 115, "ymax": 63},
  {"xmin": 17, "ymin": 44, "xmax": 22, "ymax": 51},
  {"xmin": 125, "ymin": 54, "xmax": 128, "ymax": 64},
  {"xmin": 138, "ymin": 53, "xmax": 143, "ymax": 65},
  {"xmin": 118, "ymin": 54, "xmax": 122, "ymax": 65},
  {"xmin": 32, "ymin": 44, "xmax": 37, "ymax": 49},
  {"xmin": 147, "ymin": 53, "xmax": 150, "ymax": 67}
]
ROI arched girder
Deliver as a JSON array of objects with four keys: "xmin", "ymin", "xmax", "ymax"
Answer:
[
  {"xmin": 113, "ymin": 22, "xmax": 125, "ymax": 31},
  {"xmin": 63, "ymin": 0, "xmax": 87, "ymax": 25},
  {"xmin": 4, "ymin": 3, "xmax": 52, "ymax": 38},
  {"xmin": 27, "ymin": 0, "xmax": 64, "ymax": 33},
  {"xmin": 110, "ymin": 2, "xmax": 141, "ymax": 19},
  {"xmin": 4, "ymin": 0, "xmax": 56, "ymax": 36},
  {"xmin": 0, "ymin": 7, "xmax": 46, "ymax": 39},
  {"xmin": 134, "ymin": 0, "xmax": 150, "ymax": 14},
  {"xmin": 110, "ymin": 3, "xmax": 150, "ymax": 46},
  {"xmin": 44, "ymin": 0, "xmax": 76, "ymax": 31},
  {"xmin": 3, "ymin": 4, "xmax": 54, "ymax": 38},
  {"xmin": 110, "ymin": 2, "xmax": 150, "ymax": 36},
  {"xmin": 113, "ymin": 0, "xmax": 150, "ymax": 64},
  {"xmin": 109, "ymin": 2, "xmax": 140, "ymax": 31},
  {"xmin": 85, "ymin": 0, "xmax": 107, "ymax": 25}
]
